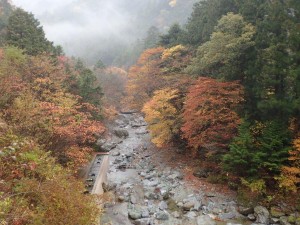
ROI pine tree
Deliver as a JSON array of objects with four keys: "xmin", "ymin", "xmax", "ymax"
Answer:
[{"xmin": 5, "ymin": 8, "xmax": 54, "ymax": 55}]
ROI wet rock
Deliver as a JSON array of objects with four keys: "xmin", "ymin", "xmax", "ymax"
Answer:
[
  {"xmin": 238, "ymin": 206, "xmax": 254, "ymax": 216},
  {"xmin": 197, "ymin": 215, "xmax": 217, "ymax": 225},
  {"xmin": 270, "ymin": 207, "xmax": 285, "ymax": 218},
  {"xmin": 254, "ymin": 206, "xmax": 269, "ymax": 224},
  {"xmin": 113, "ymin": 129, "xmax": 129, "ymax": 138},
  {"xmin": 158, "ymin": 201, "xmax": 168, "ymax": 210},
  {"xmin": 128, "ymin": 205, "xmax": 143, "ymax": 220},
  {"xmin": 156, "ymin": 211, "xmax": 169, "ymax": 220}
]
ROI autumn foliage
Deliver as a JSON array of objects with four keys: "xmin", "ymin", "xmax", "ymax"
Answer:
[
  {"xmin": 142, "ymin": 88, "xmax": 180, "ymax": 147},
  {"xmin": 181, "ymin": 77, "xmax": 244, "ymax": 150},
  {"xmin": 0, "ymin": 46, "xmax": 103, "ymax": 224},
  {"xmin": 125, "ymin": 47, "xmax": 165, "ymax": 110}
]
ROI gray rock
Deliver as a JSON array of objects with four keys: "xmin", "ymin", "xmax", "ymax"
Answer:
[
  {"xmin": 218, "ymin": 212, "xmax": 237, "ymax": 220},
  {"xmin": 112, "ymin": 151, "xmax": 121, "ymax": 156},
  {"xmin": 128, "ymin": 206, "xmax": 143, "ymax": 220},
  {"xmin": 113, "ymin": 129, "xmax": 129, "ymax": 138},
  {"xmin": 183, "ymin": 201, "xmax": 195, "ymax": 210},
  {"xmin": 254, "ymin": 206, "xmax": 269, "ymax": 224},
  {"xmin": 158, "ymin": 201, "xmax": 168, "ymax": 210},
  {"xmin": 144, "ymin": 192, "xmax": 158, "ymax": 200},
  {"xmin": 193, "ymin": 201, "xmax": 202, "ymax": 211},
  {"xmin": 197, "ymin": 215, "xmax": 217, "ymax": 225},
  {"xmin": 130, "ymin": 195, "xmax": 137, "ymax": 204},
  {"xmin": 172, "ymin": 211, "xmax": 181, "ymax": 218},
  {"xmin": 270, "ymin": 217, "xmax": 280, "ymax": 223},
  {"xmin": 248, "ymin": 214, "xmax": 256, "ymax": 221},
  {"xmin": 156, "ymin": 212, "xmax": 169, "ymax": 220},
  {"xmin": 133, "ymin": 218, "xmax": 154, "ymax": 225},
  {"xmin": 186, "ymin": 211, "xmax": 197, "ymax": 219},
  {"xmin": 142, "ymin": 209, "xmax": 150, "ymax": 218},
  {"xmin": 100, "ymin": 142, "xmax": 117, "ymax": 152}
]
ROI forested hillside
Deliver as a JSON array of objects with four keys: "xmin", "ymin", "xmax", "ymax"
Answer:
[
  {"xmin": 1, "ymin": 0, "xmax": 300, "ymax": 224},
  {"xmin": 0, "ymin": 1, "xmax": 104, "ymax": 224},
  {"xmin": 126, "ymin": 0, "xmax": 300, "ymax": 200}
]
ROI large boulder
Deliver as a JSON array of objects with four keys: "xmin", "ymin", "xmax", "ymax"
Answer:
[
  {"xmin": 113, "ymin": 129, "xmax": 129, "ymax": 138},
  {"xmin": 254, "ymin": 206, "xmax": 269, "ymax": 224}
]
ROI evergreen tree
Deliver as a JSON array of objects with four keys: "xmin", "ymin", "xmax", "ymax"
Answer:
[
  {"xmin": 185, "ymin": 0, "xmax": 237, "ymax": 46},
  {"xmin": 5, "ymin": 8, "xmax": 54, "ymax": 55},
  {"xmin": 159, "ymin": 23, "xmax": 185, "ymax": 47},
  {"xmin": 143, "ymin": 26, "xmax": 160, "ymax": 49},
  {"xmin": 223, "ymin": 121, "xmax": 291, "ymax": 178}
]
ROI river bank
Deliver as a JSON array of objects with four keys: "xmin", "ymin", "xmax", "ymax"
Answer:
[{"xmin": 94, "ymin": 113, "xmax": 299, "ymax": 225}]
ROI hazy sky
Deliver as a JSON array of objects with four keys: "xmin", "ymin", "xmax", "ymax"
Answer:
[{"xmin": 11, "ymin": 0, "xmax": 195, "ymax": 63}]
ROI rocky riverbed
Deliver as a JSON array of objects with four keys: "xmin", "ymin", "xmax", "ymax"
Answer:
[{"xmin": 96, "ymin": 113, "xmax": 299, "ymax": 225}]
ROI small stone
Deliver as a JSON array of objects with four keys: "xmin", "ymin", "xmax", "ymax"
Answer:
[
  {"xmin": 112, "ymin": 151, "xmax": 120, "ymax": 156},
  {"xmin": 172, "ymin": 211, "xmax": 180, "ymax": 218},
  {"xmin": 118, "ymin": 196, "xmax": 125, "ymax": 202},
  {"xmin": 156, "ymin": 212, "xmax": 169, "ymax": 220},
  {"xmin": 248, "ymin": 214, "xmax": 256, "ymax": 221},
  {"xmin": 186, "ymin": 211, "xmax": 197, "ymax": 219},
  {"xmin": 183, "ymin": 201, "xmax": 195, "ymax": 210},
  {"xmin": 158, "ymin": 201, "xmax": 168, "ymax": 210}
]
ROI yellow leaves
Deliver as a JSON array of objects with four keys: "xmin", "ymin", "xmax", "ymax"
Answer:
[
  {"xmin": 161, "ymin": 45, "xmax": 186, "ymax": 60},
  {"xmin": 142, "ymin": 88, "xmax": 179, "ymax": 147}
]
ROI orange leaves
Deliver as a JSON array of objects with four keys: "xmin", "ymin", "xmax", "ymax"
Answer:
[
  {"xmin": 182, "ymin": 77, "xmax": 244, "ymax": 150},
  {"xmin": 126, "ymin": 47, "xmax": 165, "ymax": 110},
  {"xmin": 0, "ymin": 48, "xmax": 106, "ymax": 169},
  {"xmin": 279, "ymin": 135, "xmax": 300, "ymax": 192}
]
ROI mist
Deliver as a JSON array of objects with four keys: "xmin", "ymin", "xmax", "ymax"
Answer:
[{"xmin": 12, "ymin": 0, "xmax": 198, "ymax": 64}]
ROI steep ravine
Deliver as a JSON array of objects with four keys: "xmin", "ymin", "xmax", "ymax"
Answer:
[{"xmin": 92, "ymin": 113, "xmax": 264, "ymax": 225}]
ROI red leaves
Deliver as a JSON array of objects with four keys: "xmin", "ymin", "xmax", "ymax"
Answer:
[{"xmin": 182, "ymin": 77, "xmax": 244, "ymax": 150}]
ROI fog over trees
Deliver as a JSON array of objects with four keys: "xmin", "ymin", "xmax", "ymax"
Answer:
[{"xmin": 12, "ymin": 0, "xmax": 197, "ymax": 65}]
